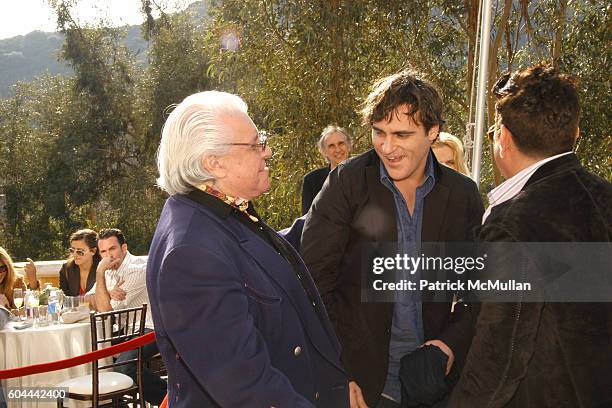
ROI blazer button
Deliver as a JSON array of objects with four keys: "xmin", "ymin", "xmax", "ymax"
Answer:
[
  {"xmin": 293, "ymin": 346, "xmax": 302, "ymax": 356},
  {"xmin": 315, "ymin": 391, "xmax": 320, "ymax": 400}
]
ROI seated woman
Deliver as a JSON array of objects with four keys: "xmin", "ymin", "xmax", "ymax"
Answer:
[
  {"xmin": 0, "ymin": 246, "xmax": 39, "ymax": 309},
  {"xmin": 432, "ymin": 132, "xmax": 470, "ymax": 175},
  {"xmin": 28, "ymin": 229, "xmax": 101, "ymax": 297},
  {"xmin": 59, "ymin": 229, "xmax": 101, "ymax": 296}
]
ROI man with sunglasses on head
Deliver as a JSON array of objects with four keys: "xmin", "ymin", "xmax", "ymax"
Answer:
[
  {"xmin": 449, "ymin": 64, "xmax": 612, "ymax": 407},
  {"xmin": 85, "ymin": 228, "xmax": 167, "ymax": 406}
]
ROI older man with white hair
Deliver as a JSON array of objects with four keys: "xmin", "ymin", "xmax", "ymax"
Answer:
[
  {"xmin": 301, "ymin": 125, "xmax": 352, "ymax": 215},
  {"xmin": 147, "ymin": 91, "xmax": 348, "ymax": 407}
]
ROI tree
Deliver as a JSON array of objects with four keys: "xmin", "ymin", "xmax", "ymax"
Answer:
[
  {"xmin": 206, "ymin": 0, "xmax": 610, "ymax": 232},
  {"xmin": 0, "ymin": 76, "xmax": 85, "ymax": 259}
]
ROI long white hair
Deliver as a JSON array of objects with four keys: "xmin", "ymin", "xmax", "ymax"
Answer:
[{"xmin": 156, "ymin": 91, "xmax": 248, "ymax": 196}]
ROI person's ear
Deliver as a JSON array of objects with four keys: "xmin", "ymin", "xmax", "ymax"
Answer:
[
  {"xmin": 498, "ymin": 124, "xmax": 514, "ymax": 158},
  {"xmin": 202, "ymin": 155, "xmax": 227, "ymax": 178},
  {"xmin": 427, "ymin": 125, "xmax": 440, "ymax": 143},
  {"xmin": 121, "ymin": 243, "xmax": 128, "ymax": 253}
]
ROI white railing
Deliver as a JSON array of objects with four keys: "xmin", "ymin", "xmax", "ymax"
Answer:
[
  {"xmin": 13, "ymin": 256, "xmax": 148, "ymax": 277},
  {"xmin": 13, "ymin": 260, "xmax": 65, "ymax": 277}
]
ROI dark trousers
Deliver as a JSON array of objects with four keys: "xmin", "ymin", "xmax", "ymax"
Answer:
[{"xmin": 115, "ymin": 328, "xmax": 167, "ymax": 405}]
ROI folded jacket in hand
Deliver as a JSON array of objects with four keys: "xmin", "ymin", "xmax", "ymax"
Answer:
[{"xmin": 399, "ymin": 344, "xmax": 449, "ymax": 407}]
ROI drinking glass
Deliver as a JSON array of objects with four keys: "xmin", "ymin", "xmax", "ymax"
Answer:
[
  {"xmin": 13, "ymin": 288, "xmax": 24, "ymax": 320},
  {"xmin": 27, "ymin": 290, "xmax": 40, "ymax": 324},
  {"xmin": 28, "ymin": 291, "xmax": 40, "ymax": 308},
  {"xmin": 38, "ymin": 305, "xmax": 48, "ymax": 326},
  {"xmin": 63, "ymin": 296, "xmax": 79, "ymax": 311},
  {"xmin": 78, "ymin": 295, "xmax": 90, "ymax": 310},
  {"xmin": 55, "ymin": 291, "xmax": 64, "ymax": 311}
]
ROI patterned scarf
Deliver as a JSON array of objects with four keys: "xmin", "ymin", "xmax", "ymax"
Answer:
[{"xmin": 198, "ymin": 184, "xmax": 259, "ymax": 222}]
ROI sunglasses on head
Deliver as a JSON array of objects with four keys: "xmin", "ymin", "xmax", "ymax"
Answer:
[
  {"xmin": 486, "ymin": 124, "xmax": 497, "ymax": 142},
  {"xmin": 493, "ymin": 72, "xmax": 518, "ymax": 98},
  {"xmin": 68, "ymin": 247, "xmax": 89, "ymax": 257}
]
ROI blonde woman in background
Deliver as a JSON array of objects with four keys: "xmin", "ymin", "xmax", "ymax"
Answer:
[
  {"xmin": 432, "ymin": 132, "xmax": 469, "ymax": 175},
  {"xmin": 0, "ymin": 246, "xmax": 39, "ymax": 309}
]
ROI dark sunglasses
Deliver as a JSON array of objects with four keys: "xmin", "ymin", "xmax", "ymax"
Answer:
[
  {"xmin": 486, "ymin": 124, "xmax": 496, "ymax": 142},
  {"xmin": 68, "ymin": 247, "xmax": 89, "ymax": 257},
  {"xmin": 0, "ymin": 264, "xmax": 7, "ymax": 273},
  {"xmin": 493, "ymin": 72, "xmax": 517, "ymax": 98}
]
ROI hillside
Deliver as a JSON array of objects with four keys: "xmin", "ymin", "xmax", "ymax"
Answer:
[{"xmin": 0, "ymin": 0, "xmax": 207, "ymax": 97}]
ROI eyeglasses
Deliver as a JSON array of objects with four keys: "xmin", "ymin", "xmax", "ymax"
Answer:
[
  {"xmin": 493, "ymin": 72, "xmax": 517, "ymax": 98},
  {"xmin": 0, "ymin": 264, "xmax": 7, "ymax": 273},
  {"xmin": 486, "ymin": 124, "xmax": 497, "ymax": 142},
  {"xmin": 224, "ymin": 131, "xmax": 268, "ymax": 152},
  {"xmin": 68, "ymin": 248, "xmax": 89, "ymax": 257}
]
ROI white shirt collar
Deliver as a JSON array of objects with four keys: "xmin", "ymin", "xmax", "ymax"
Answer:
[{"xmin": 482, "ymin": 151, "xmax": 573, "ymax": 223}]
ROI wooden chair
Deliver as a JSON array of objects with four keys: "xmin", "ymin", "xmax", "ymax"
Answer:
[
  {"xmin": 145, "ymin": 352, "xmax": 167, "ymax": 380},
  {"xmin": 56, "ymin": 304, "xmax": 148, "ymax": 408}
]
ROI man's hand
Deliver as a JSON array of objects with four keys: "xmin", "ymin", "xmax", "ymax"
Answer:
[
  {"xmin": 349, "ymin": 381, "xmax": 369, "ymax": 408},
  {"xmin": 96, "ymin": 256, "xmax": 121, "ymax": 275},
  {"xmin": 110, "ymin": 279, "xmax": 126, "ymax": 301},
  {"xmin": 83, "ymin": 293, "xmax": 97, "ymax": 309},
  {"xmin": 24, "ymin": 258, "xmax": 39, "ymax": 289},
  {"xmin": 424, "ymin": 339, "xmax": 454, "ymax": 375}
]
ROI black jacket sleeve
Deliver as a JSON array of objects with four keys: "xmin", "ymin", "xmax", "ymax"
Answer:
[
  {"xmin": 301, "ymin": 167, "xmax": 352, "ymax": 326},
  {"xmin": 301, "ymin": 175, "xmax": 315, "ymax": 216}
]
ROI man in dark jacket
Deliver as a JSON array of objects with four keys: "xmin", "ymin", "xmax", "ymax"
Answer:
[
  {"xmin": 449, "ymin": 64, "xmax": 612, "ymax": 407},
  {"xmin": 301, "ymin": 125, "xmax": 352, "ymax": 215},
  {"xmin": 148, "ymin": 91, "xmax": 348, "ymax": 407},
  {"xmin": 302, "ymin": 70, "xmax": 484, "ymax": 408}
]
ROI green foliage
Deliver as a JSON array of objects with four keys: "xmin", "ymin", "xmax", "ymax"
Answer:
[
  {"xmin": 560, "ymin": 1, "xmax": 611, "ymax": 179},
  {"xmin": 207, "ymin": 0, "xmax": 610, "ymax": 226},
  {"xmin": 0, "ymin": 0, "xmax": 609, "ymax": 259},
  {"xmin": 0, "ymin": 0, "xmax": 222, "ymax": 260},
  {"xmin": 0, "ymin": 76, "xmax": 82, "ymax": 259}
]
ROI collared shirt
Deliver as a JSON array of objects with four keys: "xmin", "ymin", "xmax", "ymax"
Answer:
[
  {"xmin": 483, "ymin": 151, "xmax": 573, "ymax": 223},
  {"xmin": 87, "ymin": 251, "xmax": 153, "ymax": 330},
  {"xmin": 380, "ymin": 152, "xmax": 436, "ymax": 402}
]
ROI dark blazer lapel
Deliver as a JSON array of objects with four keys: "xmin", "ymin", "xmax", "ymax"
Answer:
[{"xmin": 235, "ymin": 223, "xmax": 345, "ymax": 372}]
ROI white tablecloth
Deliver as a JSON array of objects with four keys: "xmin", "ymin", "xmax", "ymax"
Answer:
[{"xmin": 0, "ymin": 322, "xmax": 93, "ymax": 408}]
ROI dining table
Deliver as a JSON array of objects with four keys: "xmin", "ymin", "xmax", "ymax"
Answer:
[{"xmin": 0, "ymin": 319, "xmax": 95, "ymax": 408}]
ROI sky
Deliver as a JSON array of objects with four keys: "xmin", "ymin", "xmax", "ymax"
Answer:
[{"xmin": 0, "ymin": 0, "xmax": 196, "ymax": 40}]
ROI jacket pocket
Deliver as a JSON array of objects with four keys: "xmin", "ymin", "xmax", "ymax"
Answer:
[{"xmin": 243, "ymin": 282, "xmax": 282, "ymax": 305}]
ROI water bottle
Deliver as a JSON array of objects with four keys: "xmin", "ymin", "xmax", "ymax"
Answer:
[{"xmin": 48, "ymin": 290, "xmax": 59, "ymax": 324}]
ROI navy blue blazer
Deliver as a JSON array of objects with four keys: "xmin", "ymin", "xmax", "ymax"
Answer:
[{"xmin": 147, "ymin": 194, "xmax": 348, "ymax": 407}]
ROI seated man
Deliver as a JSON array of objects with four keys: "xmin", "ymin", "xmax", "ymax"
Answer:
[{"xmin": 86, "ymin": 228, "xmax": 166, "ymax": 405}]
